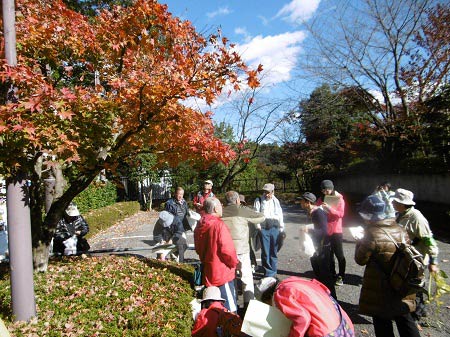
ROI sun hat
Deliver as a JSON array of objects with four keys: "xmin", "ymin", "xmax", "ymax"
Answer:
[
  {"xmin": 391, "ymin": 188, "xmax": 415, "ymax": 206},
  {"xmin": 255, "ymin": 277, "xmax": 278, "ymax": 300},
  {"xmin": 65, "ymin": 203, "xmax": 80, "ymax": 217},
  {"xmin": 159, "ymin": 210, "xmax": 174, "ymax": 228},
  {"xmin": 262, "ymin": 183, "xmax": 275, "ymax": 192},
  {"xmin": 358, "ymin": 195, "xmax": 386, "ymax": 221},
  {"xmin": 320, "ymin": 180, "xmax": 334, "ymax": 191},
  {"xmin": 204, "ymin": 180, "xmax": 213, "ymax": 186},
  {"xmin": 200, "ymin": 286, "xmax": 225, "ymax": 302},
  {"xmin": 300, "ymin": 192, "xmax": 317, "ymax": 203}
]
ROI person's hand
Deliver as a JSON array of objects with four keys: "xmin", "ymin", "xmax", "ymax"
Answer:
[
  {"xmin": 429, "ymin": 264, "xmax": 439, "ymax": 273},
  {"xmin": 75, "ymin": 230, "xmax": 81, "ymax": 235},
  {"xmin": 321, "ymin": 202, "xmax": 330, "ymax": 211}
]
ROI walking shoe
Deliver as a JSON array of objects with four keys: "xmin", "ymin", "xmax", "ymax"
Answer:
[{"xmin": 335, "ymin": 276, "xmax": 344, "ymax": 286}]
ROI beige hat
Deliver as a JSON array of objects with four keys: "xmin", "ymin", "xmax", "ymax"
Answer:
[
  {"xmin": 201, "ymin": 286, "xmax": 225, "ymax": 302},
  {"xmin": 204, "ymin": 180, "xmax": 213, "ymax": 186},
  {"xmin": 262, "ymin": 183, "xmax": 275, "ymax": 192},
  {"xmin": 391, "ymin": 188, "xmax": 416, "ymax": 206},
  {"xmin": 66, "ymin": 203, "xmax": 80, "ymax": 217}
]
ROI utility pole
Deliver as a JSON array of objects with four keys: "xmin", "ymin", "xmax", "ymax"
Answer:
[{"xmin": 2, "ymin": 0, "xmax": 36, "ymax": 322}]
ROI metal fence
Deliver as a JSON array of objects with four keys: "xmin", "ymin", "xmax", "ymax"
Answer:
[{"xmin": 119, "ymin": 174, "xmax": 300, "ymax": 203}]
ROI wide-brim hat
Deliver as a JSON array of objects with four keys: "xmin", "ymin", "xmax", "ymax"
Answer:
[
  {"xmin": 66, "ymin": 203, "xmax": 80, "ymax": 217},
  {"xmin": 358, "ymin": 195, "xmax": 386, "ymax": 221},
  {"xmin": 391, "ymin": 188, "xmax": 415, "ymax": 206},
  {"xmin": 262, "ymin": 183, "xmax": 275, "ymax": 192},
  {"xmin": 201, "ymin": 286, "xmax": 225, "ymax": 302}
]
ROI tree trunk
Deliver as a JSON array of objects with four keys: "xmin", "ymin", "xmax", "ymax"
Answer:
[{"xmin": 33, "ymin": 242, "xmax": 51, "ymax": 272}]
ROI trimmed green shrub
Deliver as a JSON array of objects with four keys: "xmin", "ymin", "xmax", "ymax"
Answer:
[
  {"xmin": 83, "ymin": 201, "xmax": 140, "ymax": 239},
  {"xmin": 73, "ymin": 181, "xmax": 117, "ymax": 213},
  {"xmin": 0, "ymin": 255, "xmax": 195, "ymax": 336}
]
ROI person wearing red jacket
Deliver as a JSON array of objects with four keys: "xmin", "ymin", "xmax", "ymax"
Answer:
[
  {"xmin": 194, "ymin": 197, "xmax": 239, "ymax": 312},
  {"xmin": 317, "ymin": 179, "xmax": 346, "ymax": 286},
  {"xmin": 192, "ymin": 286, "xmax": 248, "ymax": 337},
  {"xmin": 258, "ymin": 276, "xmax": 354, "ymax": 337}
]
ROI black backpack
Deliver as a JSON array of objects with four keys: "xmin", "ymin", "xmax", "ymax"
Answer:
[{"xmin": 380, "ymin": 228, "xmax": 426, "ymax": 297}]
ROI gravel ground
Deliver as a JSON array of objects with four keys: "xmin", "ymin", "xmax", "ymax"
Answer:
[{"xmin": 89, "ymin": 206, "xmax": 450, "ymax": 337}]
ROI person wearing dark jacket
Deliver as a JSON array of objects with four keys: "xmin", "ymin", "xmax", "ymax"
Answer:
[
  {"xmin": 53, "ymin": 202, "xmax": 90, "ymax": 255},
  {"xmin": 299, "ymin": 192, "xmax": 336, "ymax": 299},
  {"xmin": 164, "ymin": 187, "xmax": 189, "ymax": 262},
  {"xmin": 355, "ymin": 195, "xmax": 420, "ymax": 337}
]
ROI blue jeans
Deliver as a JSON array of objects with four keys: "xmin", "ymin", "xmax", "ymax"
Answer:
[{"xmin": 260, "ymin": 226, "xmax": 280, "ymax": 277}]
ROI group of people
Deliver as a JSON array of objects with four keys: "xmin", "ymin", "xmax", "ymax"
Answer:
[
  {"xmin": 155, "ymin": 178, "xmax": 439, "ymax": 337},
  {"xmin": 355, "ymin": 185, "xmax": 439, "ymax": 337}
]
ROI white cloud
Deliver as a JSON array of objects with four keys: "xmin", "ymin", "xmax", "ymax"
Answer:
[
  {"xmin": 234, "ymin": 31, "xmax": 307, "ymax": 85},
  {"xmin": 276, "ymin": 0, "xmax": 321, "ymax": 24},
  {"xmin": 206, "ymin": 6, "xmax": 231, "ymax": 19}
]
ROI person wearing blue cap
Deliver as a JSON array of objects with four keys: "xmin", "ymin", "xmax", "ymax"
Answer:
[{"xmin": 355, "ymin": 195, "xmax": 420, "ymax": 337}]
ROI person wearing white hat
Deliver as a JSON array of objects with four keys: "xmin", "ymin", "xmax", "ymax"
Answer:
[
  {"xmin": 192, "ymin": 286, "xmax": 247, "ymax": 337},
  {"xmin": 53, "ymin": 202, "xmax": 90, "ymax": 255},
  {"xmin": 392, "ymin": 188, "xmax": 439, "ymax": 322},
  {"xmin": 253, "ymin": 183, "xmax": 284, "ymax": 277},
  {"xmin": 256, "ymin": 276, "xmax": 354, "ymax": 337},
  {"xmin": 193, "ymin": 180, "xmax": 215, "ymax": 213}
]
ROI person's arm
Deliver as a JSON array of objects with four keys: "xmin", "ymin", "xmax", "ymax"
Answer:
[
  {"xmin": 274, "ymin": 198, "xmax": 284, "ymax": 231},
  {"xmin": 239, "ymin": 207, "xmax": 265, "ymax": 225},
  {"xmin": 253, "ymin": 197, "xmax": 262, "ymax": 230},
  {"xmin": 217, "ymin": 224, "xmax": 239, "ymax": 269},
  {"xmin": 323, "ymin": 196, "xmax": 345, "ymax": 220},
  {"xmin": 354, "ymin": 235, "xmax": 375, "ymax": 266}
]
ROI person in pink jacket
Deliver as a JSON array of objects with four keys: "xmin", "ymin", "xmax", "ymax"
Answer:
[
  {"xmin": 317, "ymin": 179, "xmax": 346, "ymax": 286},
  {"xmin": 194, "ymin": 197, "xmax": 239, "ymax": 312},
  {"xmin": 258, "ymin": 276, "xmax": 354, "ymax": 337}
]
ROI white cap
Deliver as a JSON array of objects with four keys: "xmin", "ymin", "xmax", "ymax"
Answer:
[
  {"xmin": 262, "ymin": 183, "xmax": 274, "ymax": 192},
  {"xmin": 204, "ymin": 180, "xmax": 213, "ymax": 186}
]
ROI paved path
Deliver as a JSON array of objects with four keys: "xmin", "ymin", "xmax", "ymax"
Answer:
[{"xmin": 89, "ymin": 206, "xmax": 450, "ymax": 337}]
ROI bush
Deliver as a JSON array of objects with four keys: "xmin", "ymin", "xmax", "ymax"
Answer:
[
  {"xmin": 0, "ymin": 255, "xmax": 195, "ymax": 336},
  {"xmin": 83, "ymin": 201, "xmax": 140, "ymax": 239},
  {"xmin": 73, "ymin": 181, "xmax": 118, "ymax": 213}
]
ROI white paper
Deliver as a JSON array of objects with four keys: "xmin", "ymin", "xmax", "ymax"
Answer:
[
  {"xmin": 241, "ymin": 300, "xmax": 292, "ymax": 337},
  {"xmin": 190, "ymin": 298, "xmax": 201, "ymax": 321},
  {"xmin": 349, "ymin": 226, "xmax": 364, "ymax": 240}
]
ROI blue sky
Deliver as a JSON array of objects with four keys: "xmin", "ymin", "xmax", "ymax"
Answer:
[{"xmin": 161, "ymin": 0, "xmax": 323, "ymax": 123}]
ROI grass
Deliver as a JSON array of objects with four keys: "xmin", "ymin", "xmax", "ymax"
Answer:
[
  {"xmin": 0, "ymin": 255, "xmax": 195, "ymax": 336},
  {"xmin": 83, "ymin": 201, "xmax": 141, "ymax": 239}
]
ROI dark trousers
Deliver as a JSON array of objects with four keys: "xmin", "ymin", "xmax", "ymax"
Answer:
[
  {"xmin": 373, "ymin": 313, "xmax": 421, "ymax": 337},
  {"xmin": 310, "ymin": 246, "xmax": 337, "ymax": 299},
  {"xmin": 260, "ymin": 226, "xmax": 279, "ymax": 277},
  {"xmin": 329, "ymin": 233, "xmax": 346, "ymax": 278}
]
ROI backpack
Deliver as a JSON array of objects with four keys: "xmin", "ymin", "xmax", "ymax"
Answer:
[{"xmin": 380, "ymin": 228, "xmax": 426, "ymax": 297}]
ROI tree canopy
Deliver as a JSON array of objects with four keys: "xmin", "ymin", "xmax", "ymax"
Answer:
[{"xmin": 0, "ymin": 0, "xmax": 261, "ymax": 268}]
